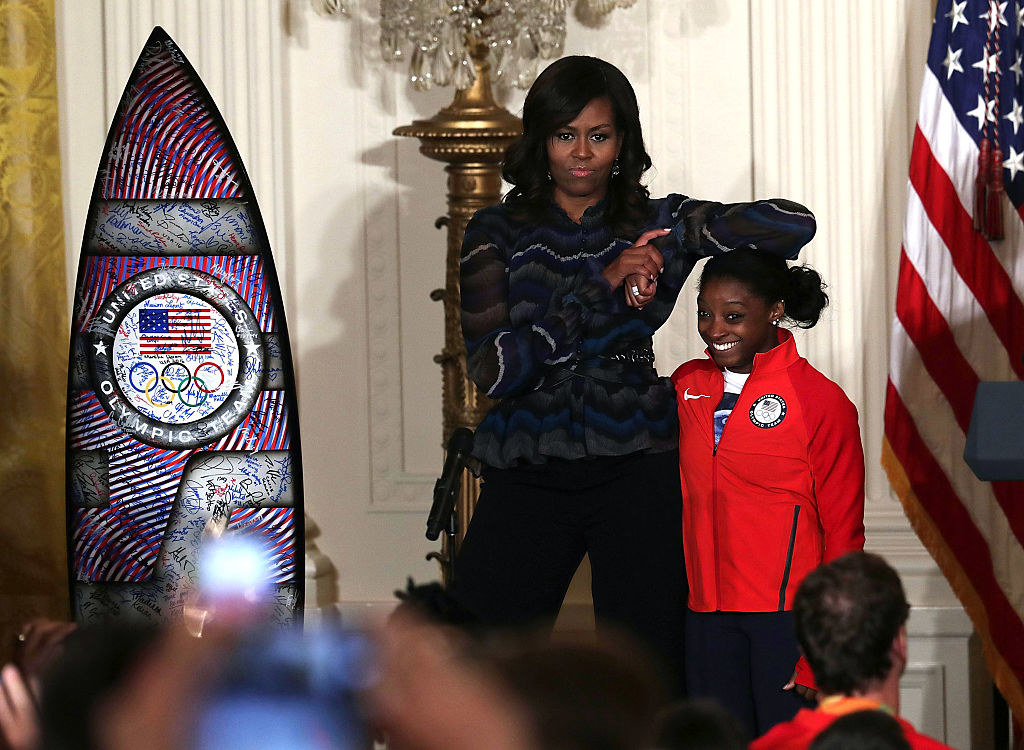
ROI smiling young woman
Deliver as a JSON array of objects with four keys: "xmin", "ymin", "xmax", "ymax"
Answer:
[
  {"xmin": 451, "ymin": 56, "xmax": 817, "ymax": 698},
  {"xmin": 696, "ymin": 277, "xmax": 785, "ymax": 374},
  {"xmin": 670, "ymin": 249, "xmax": 865, "ymax": 735}
]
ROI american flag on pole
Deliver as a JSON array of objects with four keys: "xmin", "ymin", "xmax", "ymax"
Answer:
[
  {"xmin": 138, "ymin": 307, "xmax": 211, "ymax": 355},
  {"xmin": 884, "ymin": 0, "xmax": 1024, "ymax": 720}
]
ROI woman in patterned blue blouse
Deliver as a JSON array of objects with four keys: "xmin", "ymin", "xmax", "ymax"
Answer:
[{"xmin": 451, "ymin": 55, "xmax": 816, "ymax": 696}]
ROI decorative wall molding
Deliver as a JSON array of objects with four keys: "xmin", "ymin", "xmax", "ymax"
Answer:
[
  {"xmin": 356, "ymin": 1, "xmax": 445, "ymax": 512},
  {"xmin": 902, "ymin": 662, "xmax": 949, "ymax": 744},
  {"xmin": 904, "ymin": 604, "xmax": 981, "ymax": 749}
]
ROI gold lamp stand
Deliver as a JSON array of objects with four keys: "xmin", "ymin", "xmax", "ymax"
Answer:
[{"xmin": 393, "ymin": 43, "xmax": 521, "ymax": 584}]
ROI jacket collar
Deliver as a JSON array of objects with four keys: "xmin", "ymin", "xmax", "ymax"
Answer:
[{"xmin": 703, "ymin": 327, "xmax": 801, "ymax": 376}]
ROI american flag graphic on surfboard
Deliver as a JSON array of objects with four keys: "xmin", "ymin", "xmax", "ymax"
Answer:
[{"xmin": 66, "ymin": 27, "xmax": 303, "ymax": 626}]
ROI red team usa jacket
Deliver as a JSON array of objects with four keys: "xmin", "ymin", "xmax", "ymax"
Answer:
[{"xmin": 671, "ymin": 329, "xmax": 865, "ymax": 613}]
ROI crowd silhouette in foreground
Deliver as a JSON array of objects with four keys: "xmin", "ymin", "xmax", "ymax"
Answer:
[{"xmin": 0, "ymin": 552, "xmax": 953, "ymax": 750}]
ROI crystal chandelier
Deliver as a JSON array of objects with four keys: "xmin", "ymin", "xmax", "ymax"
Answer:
[{"xmin": 315, "ymin": 0, "xmax": 638, "ymax": 91}]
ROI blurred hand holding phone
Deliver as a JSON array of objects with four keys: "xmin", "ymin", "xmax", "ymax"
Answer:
[
  {"xmin": 181, "ymin": 532, "xmax": 377, "ymax": 748},
  {"xmin": 190, "ymin": 625, "xmax": 376, "ymax": 750},
  {"xmin": 182, "ymin": 524, "xmax": 276, "ymax": 636}
]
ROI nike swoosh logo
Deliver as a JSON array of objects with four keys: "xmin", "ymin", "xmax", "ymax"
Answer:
[{"xmin": 683, "ymin": 388, "xmax": 711, "ymax": 401}]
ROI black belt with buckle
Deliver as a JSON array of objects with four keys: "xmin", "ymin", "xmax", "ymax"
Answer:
[
  {"xmin": 537, "ymin": 342, "xmax": 658, "ymax": 389},
  {"xmin": 599, "ymin": 343, "xmax": 655, "ymax": 365}
]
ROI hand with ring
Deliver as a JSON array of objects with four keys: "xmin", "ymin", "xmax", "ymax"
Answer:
[
  {"xmin": 12, "ymin": 619, "xmax": 77, "ymax": 682},
  {"xmin": 625, "ymin": 273, "xmax": 657, "ymax": 309},
  {"xmin": 600, "ymin": 228, "xmax": 669, "ymax": 292}
]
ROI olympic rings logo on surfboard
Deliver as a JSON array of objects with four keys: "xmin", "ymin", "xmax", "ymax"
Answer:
[
  {"xmin": 88, "ymin": 266, "xmax": 264, "ymax": 449},
  {"xmin": 112, "ymin": 293, "xmax": 240, "ymax": 424},
  {"xmin": 128, "ymin": 360, "xmax": 226, "ymax": 407}
]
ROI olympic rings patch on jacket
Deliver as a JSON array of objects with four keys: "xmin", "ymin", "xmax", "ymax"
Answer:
[{"xmin": 749, "ymin": 394, "xmax": 787, "ymax": 428}]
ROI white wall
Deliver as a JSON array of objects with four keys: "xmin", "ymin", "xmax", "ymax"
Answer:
[{"xmin": 54, "ymin": 1, "xmax": 984, "ymax": 745}]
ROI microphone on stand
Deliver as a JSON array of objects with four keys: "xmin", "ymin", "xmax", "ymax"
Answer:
[{"xmin": 426, "ymin": 428, "xmax": 475, "ymax": 541}]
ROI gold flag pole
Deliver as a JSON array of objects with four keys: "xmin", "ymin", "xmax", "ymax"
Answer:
[{"xmin": 393, "ymin": 41, "xmax": 520, "ymax": 584}]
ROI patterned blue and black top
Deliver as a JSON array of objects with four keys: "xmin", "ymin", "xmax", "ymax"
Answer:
[{"xmin": 460, "ymin": 193, "xmax": 816, "ymax": 468}]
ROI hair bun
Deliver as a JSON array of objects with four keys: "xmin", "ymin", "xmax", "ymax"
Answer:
[
  {"xmin": 699, "ymin": 248, "xmax": 830, "ymax": 329},
  {"xmin": 784, "ymin": 265, "xmax": 829, "ymax": 328}
]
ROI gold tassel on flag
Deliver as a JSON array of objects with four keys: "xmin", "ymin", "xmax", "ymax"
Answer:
[
  {"xmin": 986, "ymin": 146, "xmax": 1005, "ymax": 240},
  {"xmin": 977, "ymin": 2, "xmax": 1004, "ymax": 241},
  {"xmin": 975, "ymin": 137, "xmax": 992, "ymax": 234}
]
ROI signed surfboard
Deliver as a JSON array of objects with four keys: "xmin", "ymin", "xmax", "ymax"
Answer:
[{"xmin": 66, "ymin": 27, "xmax": 303, "ymax": 625}]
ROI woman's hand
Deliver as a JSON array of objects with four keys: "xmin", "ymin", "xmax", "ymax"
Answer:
[
  {"xmin": 13, "ymin": 619, "xmax": 76, "ymax": 685},
  {"xmin": 0, "ymin": 618, "xmax": 78, "ymax": 750},
  {"xmin": 0, "ymin": 665, "xmax": 39, "ymax": 750},
  {"xmin": 602, "ymin": 228, "xmax": 670, "ymax": 290},
  {"xmin": 783, "ymin": 670, "xmax": 818, "ymax": 703},
  {"xmin": 624, "ymin": 274, "xmax": 657, "ymax": 309}
]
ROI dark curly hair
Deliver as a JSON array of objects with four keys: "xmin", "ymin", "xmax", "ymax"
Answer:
[
  {"xmin": 699, "ymin": 247, "xmax": 829, "ymax": 328},
  {"xmin": 393, "ymin": 578, "xmax": 483, "ymax": 631},
  {"xmin": 502, "ymin": 55, "xmax": 653, "ymax": 237},
  {"xmin": 793, "ymin": 552, "xmax": 911, "ymax": 696}
]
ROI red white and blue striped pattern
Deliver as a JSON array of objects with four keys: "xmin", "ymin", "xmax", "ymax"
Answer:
[
  {"xmin": 69, "ymin": 388, "xmax": 291, "ymax": 581},
  {"xmin": 74, "ymin": 440, "xmax": 191, "ymax": 581},
  {"xmin": 227, "ymin": 508, "xmax": 296, "ymax": 583},
  {"xmin": 884, "ymin": 0, "xmax": 1024, "ymax": 719},
  {"xmin": 209, "ymin": 392, "xmax": 290, "ymax": 452},
  {"xmin": 101, "ymin": 39, "xmax": 242, "ymax": 200},
  {"xmin": 76, "ymin": 254, "xmax": 275, "ymax": 333}
]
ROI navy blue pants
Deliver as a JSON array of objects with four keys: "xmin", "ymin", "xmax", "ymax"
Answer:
[
  {"xmin": 685, "ymin": 609, "xmax": 810, "ymax": 738},
  {"xmin": 451, "ymin": 449, "xmax": 688, "ymax": 697}
]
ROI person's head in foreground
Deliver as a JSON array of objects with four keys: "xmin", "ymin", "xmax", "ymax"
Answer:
[
  {"xmin": 793, "ymin": 551, "xmax": 910, "ymax": 697},
  {"xmin": 809, "ymin": 709, "xmax": 912, "ymax": 750}
]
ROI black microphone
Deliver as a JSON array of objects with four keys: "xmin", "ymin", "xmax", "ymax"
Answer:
[{"xmin": 426, "ymin": 427, "xmax": 475, "ymax": 541}]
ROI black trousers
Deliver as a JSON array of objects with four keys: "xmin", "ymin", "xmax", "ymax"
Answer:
[
  {"xmin": 451, "ymin": 449, "xmax": 688, "ymax": 696},
  {"xmin": 685, "ymin": 609, "xmax": 809, "ymax": 738}
]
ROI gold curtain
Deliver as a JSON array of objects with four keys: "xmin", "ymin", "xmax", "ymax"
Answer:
[{"xmin": 0, "ymin": 0, "xmax": 70, "ymax": 659}]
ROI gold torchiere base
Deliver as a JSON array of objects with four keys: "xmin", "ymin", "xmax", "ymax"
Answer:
[{"xmin": 393, "ymin": 44, "xmax": 521, "ymax": 586}]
